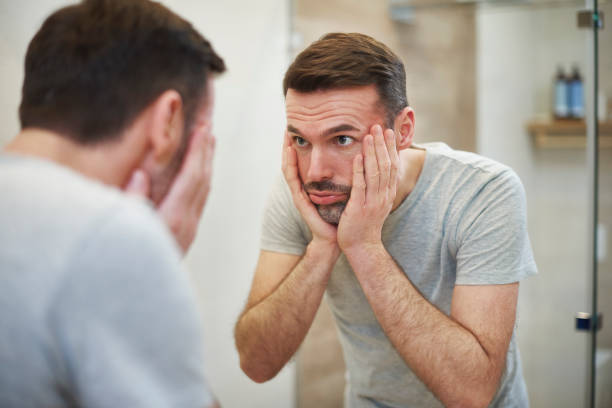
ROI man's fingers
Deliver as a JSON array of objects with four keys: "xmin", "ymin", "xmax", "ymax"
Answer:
[
  {"xmin": 124, "ymin": 168, "xmax": 151, "ymax": 198},
  {"xmin": 167, "ymin": 124, "xmax": 211, "ymax": 206},
  {"xmin": 351, "ymin": 154, "xmax": 365, "ymax": 207},
  {"xmin": 283, "ymin": 145, "xmax": 301, "ymax": 190},
  {"xmin": 384, "ymin": 128, "xmax": 399, "ymax": 196},
  {"xmin": 283, "ymin": 144, "xmax": 312, "ymax": 211},
  {"xmin": 193, "ymin": 131, "xmax": 215, "ymax": 212},
  {"xmin": 156, "ymin": 123, "xmax": 215, "ymax": 254},
  {"xmin": 283, "ymin": 145, "xmax": 309, "ymax": 207},
  {"xmin": 363, "ymin": 133, "xmax": 379, "ymax": 197},
  {"xmin": 373, "ymin": 127, "xmax": 391, "ymax": 193},
  {"xmin": 281, "ymin": 144, "xmax": 287, "ymax": 173},
  {"xmin": 281, "ymin": 132, "xmax": 290, "ymax": 173},
  {"xmin": 282, "ymin": 144, "xmax": 324, "ymax": 220},
  {"xmin": 203, "ymin": 130, "xmax": 216, "ymax": 164}
]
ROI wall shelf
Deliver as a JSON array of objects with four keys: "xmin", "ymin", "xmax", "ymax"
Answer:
[{"xmin": 526, "ymin": 119, "xmax": 612, "ymax": 149}]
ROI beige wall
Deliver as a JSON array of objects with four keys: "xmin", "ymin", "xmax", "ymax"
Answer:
[{"xmin": 294, "ymin": 0, "xmax": 477, "ymax": 152}]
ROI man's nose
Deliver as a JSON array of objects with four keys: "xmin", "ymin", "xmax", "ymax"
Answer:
[{"xmin": 306, "ymin": 147, "xmax": 333, "ymax": 182}]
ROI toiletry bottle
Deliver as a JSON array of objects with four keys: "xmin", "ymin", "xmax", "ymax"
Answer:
[
  {"xmin": 554, "ymin": 66, "xmax": 569, "ymax": 119},
  {"xmin": 569, "ymin": 65, "xmax": 584, "ymax": 119}
]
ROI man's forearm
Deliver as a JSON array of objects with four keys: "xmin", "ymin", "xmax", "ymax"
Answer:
[
  {"xmin": 344, "ymin": 244, "xmax": 506, "ymax": 408},
  {"xmin": 235, "ymin": 242, "xmax": 338, "ymax": 383}
]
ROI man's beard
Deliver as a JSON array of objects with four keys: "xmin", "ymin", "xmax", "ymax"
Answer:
[
  {"xmin": 303, "ymin": 180, "xmax": 351, "ymax": 225},
  {"xmin": 316, "ymin": 201, "xmax": 347, "ymax": 225}
]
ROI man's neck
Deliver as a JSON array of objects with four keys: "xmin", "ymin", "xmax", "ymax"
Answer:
[
  {"xmin": 391, "ymin": 146, "xmax": 426, "ymax": 212},
  {"xmin": 3, "ymin": 128, "xmax": 141, "ymax": 188}
]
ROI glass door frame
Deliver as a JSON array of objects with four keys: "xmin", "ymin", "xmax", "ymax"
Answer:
[{"xmin": 586, "ymin": 0, "xmax": 602, "ymax": 406}]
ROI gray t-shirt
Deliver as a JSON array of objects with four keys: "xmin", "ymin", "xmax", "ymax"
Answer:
[
  {"xmin": 0, "ymin": 154, "xmax": 214, "ymax": 408},
  {"xmin": 260, "ymin": 143, "xmax": 537, "ymax": 407}
]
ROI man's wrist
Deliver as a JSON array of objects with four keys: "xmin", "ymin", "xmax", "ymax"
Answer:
[
  {"xmin": 341, "ymin": 240, "xmax": 386, "ymax": 264},
  {"xmin": 306, "ymin": 238, "xmax": 340, "ymax": 264}
]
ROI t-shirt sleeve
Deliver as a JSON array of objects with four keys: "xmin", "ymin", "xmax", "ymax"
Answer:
[
  {"xmin": 260, "ymin": 174, "xmax": 310, "ymax": 255},
  {"xmin": 454, "ymin": 169, "xmax": 538, "ymax": 285},
  {"xmin": 49, "ymin": 201, "xmax": 215, "ymax": 408}
]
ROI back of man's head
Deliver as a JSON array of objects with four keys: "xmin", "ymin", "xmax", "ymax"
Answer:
[
  {"xmin": 19, "ymin": 0, "xmax": 225, "ymax": 145},
  {"xmin": 283, "ymin": 32, "xmax": 407, "ymax": 128}
]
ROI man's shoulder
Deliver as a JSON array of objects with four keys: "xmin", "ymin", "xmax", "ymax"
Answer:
[
  {"xmin": 418, "ymin": 142, "xmax": 512, "ymax": 178},
  {"xmin": 403, "ymin": 143, "xmax": 525, "ymax": 221},
  {"xmin": 2, "ymin": 153, "xmax": 158, "ymax": 216},
  {"xmin": 0, "ymin": 154, "xmax": 177, "ymax": 268},
  {"xmin": 1, "ymin": 153, "xmax": 129, "ymax": 214}
]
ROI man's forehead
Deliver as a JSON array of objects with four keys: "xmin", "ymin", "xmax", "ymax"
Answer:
[
  {"xmin": 284, "ymin": 86, "xmax": 385, "ymax": 132},
  {"xmin": 285, "ymin": 85, "xmax": 380, "ymax": 110},
  {"xmin": 287, "ymin": 122, "xmax": 361, "ymax": 136}
]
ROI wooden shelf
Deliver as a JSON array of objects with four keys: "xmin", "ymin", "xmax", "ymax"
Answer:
[{"xmin": 526, "ymin": 119, "xmax": 612, "ymax": 149}]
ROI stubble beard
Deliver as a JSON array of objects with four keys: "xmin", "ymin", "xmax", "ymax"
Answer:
[
  {"xmin": 304, "ymin": 180, "xmax": 351, "ymax": 225},
  {"xmin": 315, "ymin": 202, "xmax": 347, "ymax": 225}
]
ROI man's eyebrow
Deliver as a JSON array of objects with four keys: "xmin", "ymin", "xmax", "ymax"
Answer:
[
  {"xmin": 287, "ymin": 124, "xmax": 302, "ymax": 136},
  {"xmin": 286, "ymin": 123, "xmax": 361, "ymax": 137},
  {"xmin": 323, "ymin": 124, "xmax": 361, "ymax": 137}
]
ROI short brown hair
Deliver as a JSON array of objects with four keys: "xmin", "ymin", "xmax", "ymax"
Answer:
[
  {"xmin": 283, "ymin": 33, "xmax": 407, "ymax": 127},
  {"xmin": 19, "ymin": 0, "xmax": 225, "ymax": 145}
]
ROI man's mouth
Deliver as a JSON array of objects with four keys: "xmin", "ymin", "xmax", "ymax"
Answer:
[{"xmin": 307, "ymin": 192, "xmax": 348, "ymax": 205}]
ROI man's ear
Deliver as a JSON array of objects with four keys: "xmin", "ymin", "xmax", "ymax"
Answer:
[
  {"xmin": 147, "ymin": 90, "xmax": 184, "ymax": 166},
  {"xmin": 393, "ymin": 106, "xmax": 415, "ymax": 150}
]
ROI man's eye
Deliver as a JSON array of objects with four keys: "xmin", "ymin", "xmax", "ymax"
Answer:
[
  {"xmin": 293, "ymin": 136, "xmax": 308, "ymax": 147},
  {"xmin": 336, "ymin": 135, "xmax": 354, "ymax": 146}
]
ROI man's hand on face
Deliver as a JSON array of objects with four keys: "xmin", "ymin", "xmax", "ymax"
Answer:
[
  {"xmin": 282, "ymin": 133, "xmax": 338, "ymax": 249},
  {"xmin": 125, "ymin": 124, "xmax": 216, "ymax": 255},
  {"xmin": 337, "ymin": 124, "xmax": 399, "ymax": 253}
]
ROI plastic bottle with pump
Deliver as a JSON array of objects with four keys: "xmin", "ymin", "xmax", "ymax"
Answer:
[
  {"xmin": 554, "ymin": 66, "xmax": 569, "ymax": 119},
  {"xmin": 568, "ymin": 65, "xmax": 584, "ymax": 119}
]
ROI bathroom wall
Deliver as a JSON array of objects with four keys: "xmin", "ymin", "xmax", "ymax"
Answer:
[
  {"xmin": 0, "ymin": 1, "xmax": 295, "ymax": 407},
  {"xmin": 294, "ymin": 1, "xmax": 612, "ymax": 407},
  {"xmin": 2, "ymin": 1, "xmax": 610, "ymax": 407}
]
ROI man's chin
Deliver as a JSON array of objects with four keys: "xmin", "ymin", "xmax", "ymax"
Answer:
[{"xmin": 315, "ymin": 202, "xmax": 346, "ymax": 225}]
